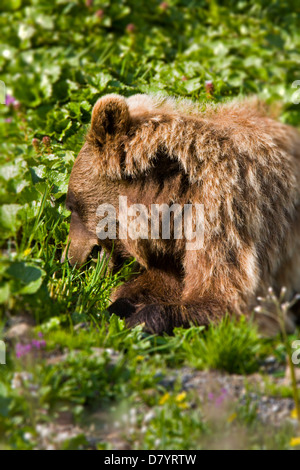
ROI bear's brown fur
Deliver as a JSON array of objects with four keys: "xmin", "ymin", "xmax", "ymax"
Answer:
[{"xmin": 63, "ymin": 93, "xmax": 300, "ymax": 335}]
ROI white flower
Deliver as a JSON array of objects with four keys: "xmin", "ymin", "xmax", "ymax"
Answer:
[
  {"xmin": 54, "ymin": 432, "xmax": 72, "ymax": 444},
  {"xmin": 11, "ymin": 372, "xmax": 33, "ymax": 389},
  {"xmin": 154, "ymin": 438, "xmax": 161, "ymax": 447},
  {"xmin": 36, "ymin": 424, "xmax": 52, "ymax": 440},
  {"xmin": 143, "ymin": 411, "xmax": 155, "ymax": 423},
  {"xmin": 18, "ymin": 24, "xmax": 35, "ymax": 41}
]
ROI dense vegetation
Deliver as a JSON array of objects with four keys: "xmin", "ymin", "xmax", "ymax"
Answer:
[{"xmin": 0, "ymin": 0, "xmax": 299, "ymax": 450}]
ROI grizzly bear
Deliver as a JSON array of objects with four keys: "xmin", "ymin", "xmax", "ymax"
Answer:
[{"xmin": 62, "ymin": 93, "xmax": 300, "ymax": 335}]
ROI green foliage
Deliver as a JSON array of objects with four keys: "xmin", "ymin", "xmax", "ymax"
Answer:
[{"xmin": 171, "ymin": 316, "xmax": 262, "ymax": 374}]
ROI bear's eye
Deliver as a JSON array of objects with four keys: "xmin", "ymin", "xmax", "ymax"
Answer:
[{"xmin": 89, "ymin": 245, "xmax": 101, "ymax": 261}]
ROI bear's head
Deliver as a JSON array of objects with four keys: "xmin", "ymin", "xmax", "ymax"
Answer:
[{"xmin": 62, "ymin": 93, "xmax": 181, "ymax": 268}]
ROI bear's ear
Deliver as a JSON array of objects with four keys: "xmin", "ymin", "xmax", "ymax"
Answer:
[{"xmin": 90, "ymin": 94, "xmax": 130, "ymax": 144}]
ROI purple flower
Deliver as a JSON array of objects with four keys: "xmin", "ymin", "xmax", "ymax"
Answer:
[
  {"xmin": 15, "ymin": 337, "xmax": 46, "ymax": 358},
  {"xmin": 5, "ymin": 118, "xmax": 12, "ymax": 123},
  {"xmin": 42, "ymin": 135, "xmax": 51, "ymax": 146},
  {"xmin": 5, "ymin": 94, "xmax": 16, "ymax": 106},
  {"xmin": 215, "ymin": 388, "xmax": 228, "ymax": 407},
  {"xmin": 208, "ymin": 388, "xmax": 228, "ymax": 406},
  {"xmin": 16, "ymin": 343, "xmax": 32, "ymax": 358},
  {"xmin": 38, "ymin": 332, "xmax": 43, "ymax": 338},
  {"xmin": 31, "ymin": 339, "xmax": 46, "ymax": 350},
  {"xmin": 215, "ymin": 395, "xmax": 225, "ymax": 406}
]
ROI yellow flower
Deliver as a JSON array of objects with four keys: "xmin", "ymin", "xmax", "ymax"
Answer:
[
  {"xmin": 136, "ymin": 355, "xmax": 144, "ymax": 361},
  {"xmin": 227, "ymin": 412, "xmax": 237, "ymax": 424},
  {"xmin": 291, "ymin": 409, "xmax": 300, "ymax": 420},
  {"xmin": 178, "ymin": 402, "xmax": 189, "ymax": 410},
  {"xmin": 159, "ymin": 393, "xmax": 170, "ymax": 405},
  {"xmin": 23, "ymin": 248, "xmax": 31, "ymax": 256},
  {"xmin": 290, "ymin": 437, "xmax": 300, "ymax": 447},
  {"xmin": 176, "ymin": 392, "xmax": 187, "ymax": 403}
]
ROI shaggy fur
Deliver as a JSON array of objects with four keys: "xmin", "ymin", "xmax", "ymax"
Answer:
[{"xmin": 63, "ymin": 93, "xmax": 300, "ymax": 335}]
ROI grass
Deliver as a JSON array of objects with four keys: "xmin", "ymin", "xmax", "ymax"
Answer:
[{"xmin": 0, "ymin": 0, "xmax": 300, "ymax": 450}]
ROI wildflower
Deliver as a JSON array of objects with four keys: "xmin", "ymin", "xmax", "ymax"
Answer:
[
  {"xmin": 85, "ymin": 0, "xmax": 93, "ymax": 6},
  {"xmin": 95, "ymin": 9, "xmax": 104, "ymax": 19},
  {"xmin": 205, "ymin": 80, "xmax": 214, "ymax": 96},
  {"xmin": 16, "ymin": 343, "xmax": 32, "ymax": 358},
  {"xmin": 143, "ymin": 410, "xmax": 155, "ymax": 423},
  {"xmin": 42, "ymin": 136, "xmax": 51, "ymax": 150},
  {"xmin": 54, "ymin": 431, "xmax": 72, "ymax": 443},
  {"xmin": 36, "ymin": 424, "xmax": 52, "ymax": 440},
  {"xmin": 5, "ymin": 94, "xmax": 16, "ymax": 106},
  {"xmin": 175, "ymin": 392, "xmax": 187, "ymax": 403},
  {"xmin": 136, "ymin": 355, "xmax": 144, "ymax": 361},
  {"xmin": 5, "ymin": 118, "xmax": 12, "ymax": 123},
  {"xmin": 159, "ymin": 2, "xmax": 169, "ymax": 10},
  {"xmin": 216, "ymin": 388, "xmax": 228, "ymax": 406},
  {"xmin": 11, "ymin": 372, "xmax": 33, "ymax": 389},
  {"xmin": 13, "ymin": 101, "xmax": 21, "ymax": 111},
  {"xmin": 291, "ymin": 409, "xmax": 299, "ymax": 420},
  {"xmin": 290, "ymin": 437, "xmax": 300, "ymax": 447},
  {"xmin": 24, "ymin": 432, "xmax": 33, "ymax": 442},
  {"xmin": 15, "ymin": 337, "xmax": 46, "ymax": 358},
  {"xmin": 154, "ymin": 438, "xmax": 161, "ymax": 447},
  {"xmin": 159, "ymin": 392, "xmax": 170, "ymax": 405},
  {"xmin": 11, "ymin": 373, "xmax": 22, "ymax": 389},
  {"xmin": 178, "ymin": 402, "xmax": 189, "ymax": 410},
  {"xmin": 181, "ymin": 76, "xmax": 188, "ymax": 81},
  {"xmin": 32, "ymin": 138, "xmax": 40, "ymax": 152},
  {"xmin": 23, "ymin": 248, "xmax": 31, "ymax": 256},
  {"xmin": 129, "ymin": 408, "xmax": 137, "ymax": 425},
  {"xmin": 227, "ymin": 412, "xmax": 237, "ymax": 423},
  {"xmin": 126, "ymin": 23, "xmax": 136, "ymax": 33}
]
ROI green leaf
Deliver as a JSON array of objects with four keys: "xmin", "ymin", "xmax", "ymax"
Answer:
[
  {"xmin": 6, "ymin": 262, "xmax": 45, "ymax": 294},
  {"xmin": 0, "ymin": 204, "xmax": 22, "ymax": 231},
  {"xmin": 0, "ymin": 283, "xmax": 10, "ymax": 304}
]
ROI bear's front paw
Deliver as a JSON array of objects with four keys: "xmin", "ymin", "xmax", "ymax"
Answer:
[
  {"xmin": 126, "ymin": 304, "xmax": 173, "ymax": 335},
  {"xmin": 107, "ymin": 297, "xmax": 137, "ymax": 319}
]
